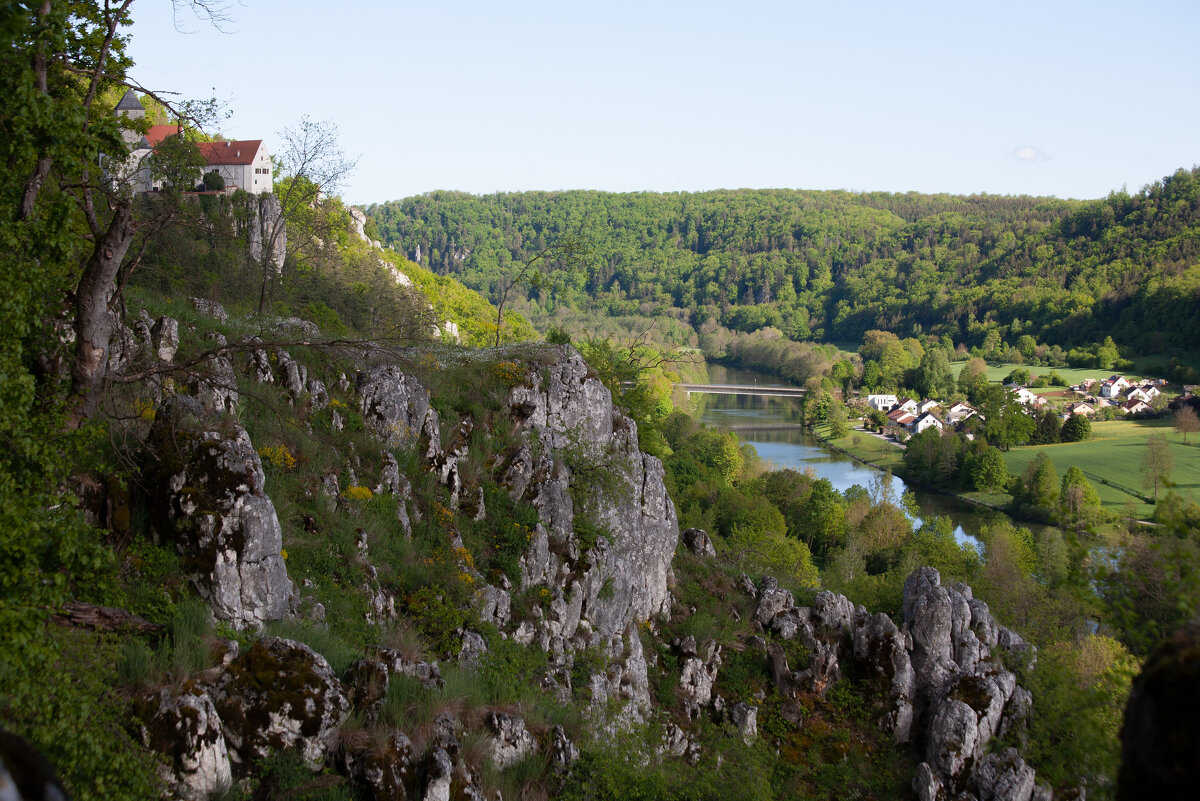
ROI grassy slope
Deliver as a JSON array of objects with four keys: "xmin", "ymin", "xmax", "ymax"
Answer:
[{"xmin": 1002, "ymin": 419, "xmax": 1200, "ymax": 516}]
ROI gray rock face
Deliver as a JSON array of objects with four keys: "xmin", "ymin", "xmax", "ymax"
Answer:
[
  {"xmin": 549, "ymin": 725, "xmax": 580, "ymax": 773},
  {"xmin": 190, "ymin": 333, "xmax": 238, "ymax": 416},
  {"xmin": 500, "ymin": 348, "xmax": 678, "ymax": 645},
  {"xmin": 682, "ymin": 527, "xmax": 717, "ymax": 558},
  {"xmin": 745, "ymin": 568, "xmax": 1037, "ymax": 797},
  {"xmin": 148, "ymin": 397, "xmax": 291, "ymax": 630},
  {"xmin": 754, "ymin": 587, "xmax": 795, "ymax": 627},
  {"xmin": 926, "ymin": 699, "xmax": 979, "ymax": 780},
  {"xmin": 307, "ymin": 377, "xmax": 328, "ymax": 410},
  {"xmin": 422, "ymin": 748, "xmax": 453, "ymax": 801},
  {"xmin": 678, "ymin": 639, "xmax": 722, "ymax": 719},
  {"xmin": 275, "ymin": 350, "xmax": 305, "ymax": 398},
  {"xmin": 211, "ymin": 637, "xmax": 349, "ymax": 770},
  {"xmin": 474, "ymin": 585, "xmax": 511, "ymax": 629},
  {"xmin": 975, "ymin": 748, "xmax": 1035, "ymax": 801},
  {"xmin": 731, "ymin": 702, "xmax": 758, "ymax": 744},
  {"xmin": 189, "ymin": 297, "xmax": 228, "ymax": 323},
  {"xmin": 247, "ymin": 339, "xmax": 273, "ymax": 384},
  {"xmin": 357, "ymin": 366, "xmax": 438, "ymax": 448},
  {"xmin": 152, "ymin": 315, "xmax": 179, "ymax": 362},
  {"xmin": 914, "ymin": 762, "xmax": 947, "ymax": 801},
  {"xmin": 902, "ymin": 568, "xmax": 1033, "ymax": 796},
  {"xmin": 485, "ymin": 712, "xmax": 537, "ymax": 768},
  {"xmin": 458, "ymin": 630, "xmax": 488, "ymax": 664},
  {"xmin": 135, "ymin": 686, "xmax": 231, "ymax": 801},
  {"xmin": 853, "ymin": 611, "xmax": 916, "ymax": 743},
  {"xmin": 348, "ymin": 648, "xmax": 443, "ymax": 717}
]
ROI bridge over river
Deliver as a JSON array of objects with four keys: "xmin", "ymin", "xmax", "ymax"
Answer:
[{"xmin": 676, "ymin": 382, "xmax": 807, "ymax": 399}]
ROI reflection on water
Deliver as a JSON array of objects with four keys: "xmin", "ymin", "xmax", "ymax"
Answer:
[{"xmin": 691, "ymin": 366, "xmax": 1038, "ymax": 549}]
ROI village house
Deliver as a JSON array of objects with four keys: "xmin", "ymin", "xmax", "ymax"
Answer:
[
  {"xmin": 1127, "ymin": 384, "xmax": 1160, "ymax": 404},
  {"xmin": 1100, "ymin": 375, "xmax": 1131, "ymax": 398},
  {"xmin": 912, "ymin": 411, "xmax": 944, "ymax": 435},
  {"xmin": 916, "ymin": 399, "xmax": 940, "ymax": 415},
  {"xmin": 893, "ymin": 397, "xmax": 919, "ymax": 415},
  {"xmin": 1121, "ymin": 398, "xmax": 1152, "ymax": 416},
  {"xmin": 944, "ymin": 402, "xmax": 976, "ymax": 424},
  {"xmin": 866, "ymin": 393, "xmax": 899, "ymax": 412},
  {"xmin": 1064, "ymin": 402, "xmax": 1096, "ymax": 419},
  {"xmin": 1007, "ymin": 384, "xmax": 1046, "ymax": 408}
]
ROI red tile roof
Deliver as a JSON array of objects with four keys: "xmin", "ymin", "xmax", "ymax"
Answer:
[
  {"xmin": 145, "ymin": 124, "xmax": 181, "ymax": 146},
  {"xmin": 197, "ymin": 140, "xmax": 264, "ymax": 166}
]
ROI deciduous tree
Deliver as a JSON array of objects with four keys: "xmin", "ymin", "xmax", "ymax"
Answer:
[
  {"xmin": 1174, "ymin": 406, "xmax": 1199, "ymax": 444},
  {"xmin": 1141, "ymin": 435, "xmax": 1174, "ymax": 502}
]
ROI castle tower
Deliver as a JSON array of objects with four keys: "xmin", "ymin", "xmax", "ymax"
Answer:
[{"xmin": 115, "ymin": 89, "xmax": 145, "ymax": 145}]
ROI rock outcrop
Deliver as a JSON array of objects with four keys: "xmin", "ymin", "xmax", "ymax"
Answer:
[
  {"xmin": 750, "ymin": 567, "xmax": 1038, "ymax": 800},
  {"xmin": 147, "ymin": 396, "xmax": 292, "ymax": 630}
]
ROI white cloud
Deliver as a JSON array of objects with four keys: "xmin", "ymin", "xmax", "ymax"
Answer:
[{"xmin": 1013, "ymin": 145, "xmax": 1051, "ymax": 163}]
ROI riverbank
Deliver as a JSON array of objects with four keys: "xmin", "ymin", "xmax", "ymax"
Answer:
[{"xmin": 809, "ymin": 422, "xmax": 1018, "ymax": 517}]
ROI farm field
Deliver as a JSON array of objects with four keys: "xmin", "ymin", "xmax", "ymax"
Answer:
[{"xmin": 1002, "ymin": 419, "xmax": 1200, "ymax": 518}]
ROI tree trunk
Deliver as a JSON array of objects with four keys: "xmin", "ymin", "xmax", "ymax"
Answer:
[{"xmin": 69, "ymin": 200, "xmax": 135, "ymax": 425}]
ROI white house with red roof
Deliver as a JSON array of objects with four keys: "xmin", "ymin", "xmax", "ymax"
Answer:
[{"xmin": 197, "ymin": 139, "xmax": 273, "ymax": 194}]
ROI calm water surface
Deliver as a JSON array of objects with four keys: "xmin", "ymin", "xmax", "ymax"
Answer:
[{"xmin": 692, "ymin": 365, "xmax": 1038, "ymax": 548}]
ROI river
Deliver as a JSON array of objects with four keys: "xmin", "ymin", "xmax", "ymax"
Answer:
[{"xmin": 690, "ymin": 365, "xmax": 1037, "ymax": 549}]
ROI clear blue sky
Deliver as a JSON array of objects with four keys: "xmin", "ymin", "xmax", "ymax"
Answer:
[{"xmin": 128, "ymin": 0, "xmax": 1199, "ymax": 205}]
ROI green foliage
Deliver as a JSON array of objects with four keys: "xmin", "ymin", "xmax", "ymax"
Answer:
[
  {"xmin": 1099, "ymin": 534, "xmax": 1200, "ymax": 655},
  {"xmin": 964, "ymin": 444, "xmax": 1009, "ymax": 491},
  {"xmin": 1061, "ymin": 413, "xmax": 1092, "ymax": 442},
  {"xmin": 724, "ymin": 525, "xmax": 820, "ymax": 589},
  {"xmin": 1, "ymin": 627, "xmax": 161, "ymax": 801},
  {"xmin": 366, "ymin": 171, "xmax": 1200, "ymax": 356},
  {"xmin": 1019, "ymin": 636, "xmax": 1138, "ymax": 798}
]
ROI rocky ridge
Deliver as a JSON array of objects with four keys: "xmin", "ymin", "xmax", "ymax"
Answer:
[{"xmin": 95, "ymin": 309, "xmax": 1054, "ymax": 801}]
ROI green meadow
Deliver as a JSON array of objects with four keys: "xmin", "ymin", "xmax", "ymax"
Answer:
[
  {"xmin": 1002, "ymin": 419, "xmax": 1200, "ymax": 517},
  {"xmin": 949, "ymin": 361, "xmax": 1154, "ymax": 386}
]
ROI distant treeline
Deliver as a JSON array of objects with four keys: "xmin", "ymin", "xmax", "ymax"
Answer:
[{"xmin": 365, "ymin": 167, "xmax": 1200, "ymax": 354}]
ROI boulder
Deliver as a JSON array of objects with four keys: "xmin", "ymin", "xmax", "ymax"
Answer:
[
  {"xmin": 189, "ymin": 333, "xmax": 238, "ymax": 416},
  {"xmin": 134, "ymin": 686, "xmax": 231, "ymax": 801},
  {"xmin": 275, "ymin": 350, "xmax": 305, "ymax": 398},
  {"xmin": 681, "ymin": 527, "xmax": 717, "ymax": 558},
  {"xmin": 731, "ymin": 702, "xmax": 758, "ymax": 744},
  {"xmin": 342, "ymin": 730, "xmax": 414, "ymax": 801},
  {"xmin": 754, "ymin": 586, "xmax": 795, "ymax": 627},
  {"xmin": 474, "ymin": 585, "xmax": 511, "ymax": 629},
  {"xmin": 678, "ymin": 639, "xmax": 722, "ymax": 720},
  {"xmin": 975, "ymin": 748, "xmax": 1035, "ymax": 801},
  {"xmin": 189, "ymin": 297, "xmax": 228, "ymax": 323},
  {"xmin": 549, "ymin": 725, "xmax": 579, "ymax": 773},
  {"xmin": 485, "ymin": 712, "xmax": 537, "ymax": 769},
  {"xmin": 211, "ymin": 637, "xmax": 349, "ymax": 770},
  {"xmin": 421, "ymin": 748, "xmax": 453, "ymax": 801}
]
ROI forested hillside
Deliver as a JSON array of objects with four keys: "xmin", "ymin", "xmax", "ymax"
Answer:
[{"xmin": 366, "ymin": 168, "xmax": 1200, "ymax": 352}]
